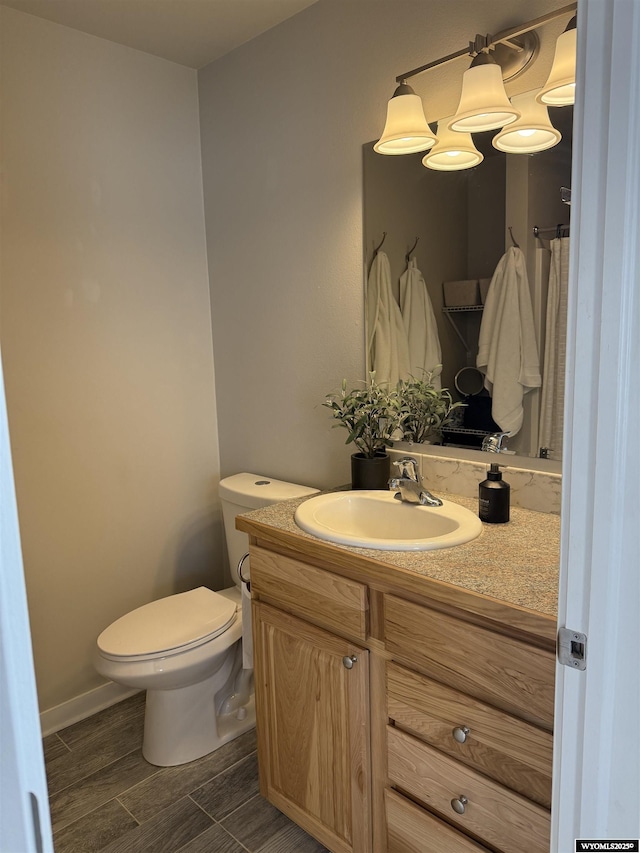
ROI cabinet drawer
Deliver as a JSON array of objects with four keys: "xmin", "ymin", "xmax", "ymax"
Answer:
[
  {"xmin": 250, "ymin": 545, "xmax": 367, "ymax": 641},
  {"xmin": 386, "ymin": 789, "xmax": 490, "ymax": 853},
  {"xmin": 384, "ymin": 594, "xmax": 555, "ymax": 728},
  {"xmin": 388, "ymin": 726, "xmax": 550, "ymax": 853},
  {"xmin": 387, "ymin": 662, "xmax": 552, "ymax": 808}
]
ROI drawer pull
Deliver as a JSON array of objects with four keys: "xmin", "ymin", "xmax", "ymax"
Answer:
[
  {"xmin": 342, "ymin": 655, "xmax": 358, "ymax": 669},
  {"xmin": 451, "ymin": 795, "xmax": 469, "ymax": 815},
  {"xmin": 452, "ymin": 725, "xmax": 470, "ymax": 744}
]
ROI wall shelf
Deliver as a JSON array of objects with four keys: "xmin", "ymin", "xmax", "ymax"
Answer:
[
  {"xmin": 443, "ymin": 426, "xmax": 493, "ymax": 438},
  {"xmin": 442, "ymin": 306, "xmax": 484, "ymax": 313},
  {"xmin": 442, "ymin": 305, "xmax": 484, "ymax": 353}
]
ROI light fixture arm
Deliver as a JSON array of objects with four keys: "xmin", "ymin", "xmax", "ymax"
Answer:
[{"xmin": 395, "ymin": 2, "xmax": 577, "ymax": 84}]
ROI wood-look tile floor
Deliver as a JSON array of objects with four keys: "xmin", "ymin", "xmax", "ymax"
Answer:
[{"xmin": 44, "ymin": 693, "xmax": 330, "ymax": 853}]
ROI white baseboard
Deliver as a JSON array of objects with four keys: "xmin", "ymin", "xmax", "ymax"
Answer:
[{"xmin": 40, "ymin": 681, "xmax": 141, "ymax": 737}]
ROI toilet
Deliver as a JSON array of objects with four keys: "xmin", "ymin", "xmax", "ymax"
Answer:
[{"xmin": 94, "ymin": 472, "xmax": 318, "ymax": 766}]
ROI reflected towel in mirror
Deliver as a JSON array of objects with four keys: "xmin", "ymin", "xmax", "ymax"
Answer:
[
  {"xmin": 539, "ymin": 237, "xmax": 569, "ymax": 459},
  {"xmin": 400, "ymin": 257, "xmax": 442, "ymax": 387},
  {"xmin": 366, "ymin": 250, "xmax": 410, "ymax": 386},
  {"xmin": 477, "ymin": 247, "xmax": 541, "ymax": 435}
]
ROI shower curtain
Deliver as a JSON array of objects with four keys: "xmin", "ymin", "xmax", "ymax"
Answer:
[{"xmin": 538, "ymin": 237, "xmax": 570, "ymax": 459}]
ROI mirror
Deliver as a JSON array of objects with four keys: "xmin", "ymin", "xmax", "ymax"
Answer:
[{"xmin": 363, "ymin": 107, "xmax": 572, "ymax": 460}]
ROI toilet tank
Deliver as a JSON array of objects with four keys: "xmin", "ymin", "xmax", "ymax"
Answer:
[{"xmin": 219, "ymin": 473, "xmax": 319, "ymax": 585}]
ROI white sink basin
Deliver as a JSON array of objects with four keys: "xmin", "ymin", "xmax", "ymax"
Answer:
[{"xmin": 294, "ymin": 490, "xmax": 482, "ymax": 551}]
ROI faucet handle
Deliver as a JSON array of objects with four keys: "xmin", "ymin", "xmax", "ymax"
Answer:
[{"xmin": 393, "ymin": 456, "xmax": 419, "ymax": 480}]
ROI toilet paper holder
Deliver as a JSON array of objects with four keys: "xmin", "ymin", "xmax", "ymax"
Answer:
[{"xmin": 237, "ymin": 552, "xmax": 251, "ymax": 591}]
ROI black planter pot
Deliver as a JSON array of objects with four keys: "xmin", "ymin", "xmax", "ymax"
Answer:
[{"xmin": 351, "ymin": 452, "xmax": 391, "ymax": 490}]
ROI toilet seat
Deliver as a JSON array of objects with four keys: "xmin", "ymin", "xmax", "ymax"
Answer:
[{"xmin": 97, "ymin": 587, "xmax": 237, "ymax": 662}]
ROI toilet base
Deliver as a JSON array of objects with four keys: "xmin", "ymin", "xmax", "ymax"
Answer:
[{"xmin": 142, "ymin": 663, "xmax": 255, "ymax": 766}]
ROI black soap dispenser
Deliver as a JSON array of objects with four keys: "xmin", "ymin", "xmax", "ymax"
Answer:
[{"xmin": 479, "ymin": 463, "xmax": 510, "ymax": 523}]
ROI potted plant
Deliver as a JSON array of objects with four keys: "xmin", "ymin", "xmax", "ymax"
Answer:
[
  {"xmin": 323, "ymin": 374, "xmax": 403, "ymax": 489},
  {"xmin": 397, "ymin": 370, "xmax": 465, "ymax": 444}
]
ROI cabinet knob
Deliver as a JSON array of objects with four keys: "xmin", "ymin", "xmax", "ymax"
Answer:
[
  {"xmin": 452, "ymin": 725, "xmax": 470, "ymax": 744},
  {"xmin": 451, "ymin": 795, "xmax": 468, "ymax": 815},
  {"xmin": 342, "ymin": 655, "xmax": 358, "ymax": 669}
]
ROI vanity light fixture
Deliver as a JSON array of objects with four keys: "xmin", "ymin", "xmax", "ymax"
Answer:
[
  {"xmin": 374, "ymin": 2, "xmax": 576, "ymax": 155},
  {"xmin": 537, "ymin": 16, "xmax": 577, "ymax": 106},
  {"xmin": 493, "ymin": 90, "xmax": 562, "ymax": 153},
  {"xmin": 422, "ymin": 118, "xmax": 483, "ymax": 171},
  {"xmin": 449, "ymin": 48, "xmax": 521, "ymax": 133},
  {"xmin": 373, "ymin": 82, "xmax": 437, "ymax": 155}
]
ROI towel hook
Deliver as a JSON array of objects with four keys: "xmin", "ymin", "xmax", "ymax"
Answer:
[
  {"xmin": 405, "ymin": 236, "xmax": 419, "ymax": 263},
  {"xmin": 374, "ymin": 232, "xmax": 387, "ymax": 255},
  {"xmin": 508, "ymin": 226, "xmax": 520, "ymax": 248}
]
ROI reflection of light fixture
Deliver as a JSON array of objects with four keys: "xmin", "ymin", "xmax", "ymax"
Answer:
[
  {"xmin": 422, "ymin": 118, "xmax": 483, "ymax": 171},
  {"xmin": 538, "ymin": 17, "xmax": 577, "ymax": 106},
  {"xmin": 493, "ymin": 90, "xmax": 561, "ymax": 153},
  {"xmin": 374, "ymin": 83, "xmax": 437, "ymax": 155},
  {"xmin": 449, "ymin": 53, "xmax": 520, "ymax": 133}
]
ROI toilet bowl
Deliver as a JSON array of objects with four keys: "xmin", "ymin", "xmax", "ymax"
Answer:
[{"xmin": 94, "ymin": 473, "xmax": 318, "ymax": 767}]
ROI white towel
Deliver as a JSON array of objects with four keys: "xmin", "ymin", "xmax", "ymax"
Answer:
[
  {"xmin": 539, "ymin": 237, "xmax": 569, "ymax": 459},
  {"xmin": 366, "ymin": 251, "xmax": 410, "ymax": 386},
  {"xmin": 241, "ymin": 579, "xmax": 253, "ymax": 670},
  {"xmin": 477, "ymin": 247, "xmax": 541, "ymax": 435},
  {"xmin": 400, "ymin": 257, "xmax": 442, "ymax": 387}
]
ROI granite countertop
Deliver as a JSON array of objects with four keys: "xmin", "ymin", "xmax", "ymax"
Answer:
[{"xmin": 237, "ymin": 491, "xmax": 560, "ymax": 620}]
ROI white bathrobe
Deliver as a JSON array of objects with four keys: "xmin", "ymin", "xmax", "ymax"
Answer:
[
  {"xmin": 366, "ymin": 251, "xmax": 410, "ymax": 386},
  {"xmin": 477, "ymin": 247, "xmax": 541, "ymax": 435},
  {"xmin": 399, "ymin": 257, "xmax": 442, "ymax": 387}
]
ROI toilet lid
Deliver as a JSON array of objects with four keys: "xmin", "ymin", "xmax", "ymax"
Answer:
[{"xmin": 97, "ymin": 587, "xmax": 237, "ymax": 658}]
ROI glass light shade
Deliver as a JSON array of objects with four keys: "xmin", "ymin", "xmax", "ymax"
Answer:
[
  {"xmin": 449, "ymin": 61, "xmax": 521, "ymax": 133},
  {"xmin": 422, "ymin": 118, "xmax": 483, "ymax": 171},
  {"xmin": 493, "ymin": 90, "xmax": 561, "ymax": 153},
  {"xmin": 374, "ymin": 85, "xmax": 437, "ymax": 155},
  {"xmin": 538, "ymin": 27, "xmax": 576, "ymax": 106}
]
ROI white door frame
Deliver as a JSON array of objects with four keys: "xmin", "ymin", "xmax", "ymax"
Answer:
[
  {"xmin": 0, "ymin": 348, "xmax": 53, "ymax": 853},
  {"xmin": 552, "ymin": 0, "xmax": 640, "ymax": 848}
]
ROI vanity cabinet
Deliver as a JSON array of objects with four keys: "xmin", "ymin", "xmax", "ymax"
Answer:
[
  {"xmin": 242, "ymin": 522, "xmax": 557, "ymax": 853},
  {"xmin": 251, "ymin": 545, "xmax": 372, "ymax": 853}
]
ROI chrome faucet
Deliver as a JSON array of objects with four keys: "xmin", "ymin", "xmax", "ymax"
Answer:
[
  {"xmin": 482, "ymin": 431, "xmax": 511, "ymax": 453},
  {"xmin": 389, "ymin": 456, "xmax": 443, "ymax": 507}
]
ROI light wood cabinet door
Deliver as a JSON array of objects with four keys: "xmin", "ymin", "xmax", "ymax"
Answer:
[{"xmin": 253, "ymin": 601, "xmax": 372, "ymax": 853}]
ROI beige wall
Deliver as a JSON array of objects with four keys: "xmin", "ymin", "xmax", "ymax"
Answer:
[
  {"xmin": 0, "ymin": 8, "xmax": 221, "ymax": 711},
  {"xmin": 198, "ymin": 0, "xmax": 569, "ymax": 490}
]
